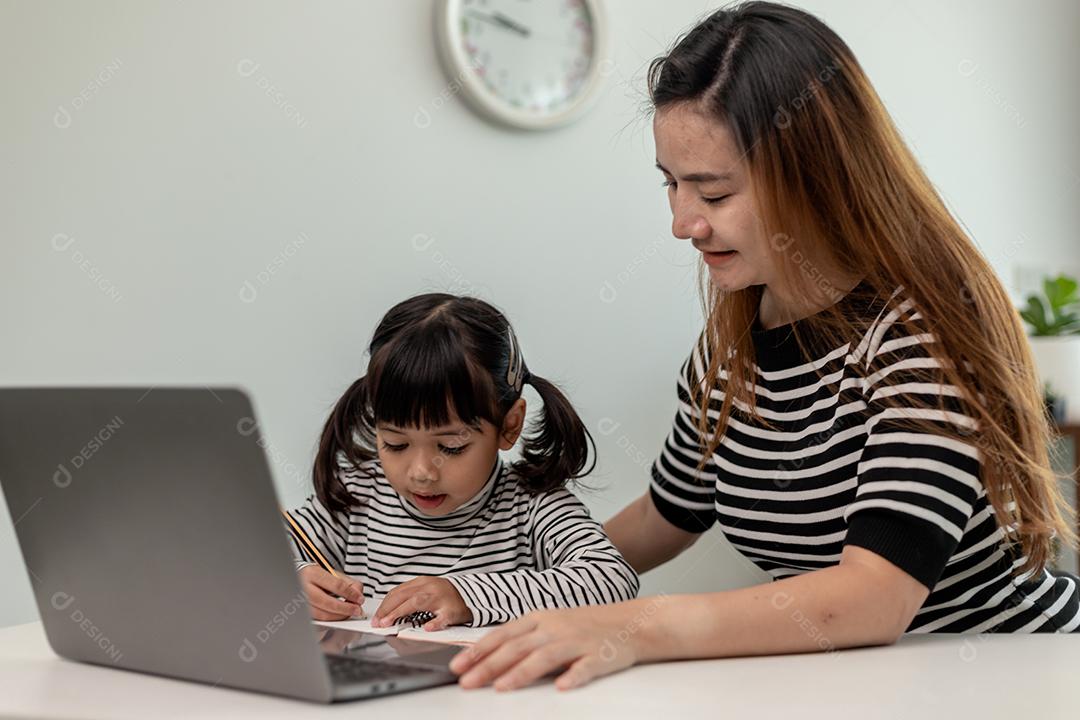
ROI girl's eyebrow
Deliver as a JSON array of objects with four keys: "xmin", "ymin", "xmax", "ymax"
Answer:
[
  {"xmin": 433, "ymin": 426, "xmax": 475, "ymax": 437},
  {"xmin": 375, "ymin": 424, "xmax": 475, "ymax": 437}
]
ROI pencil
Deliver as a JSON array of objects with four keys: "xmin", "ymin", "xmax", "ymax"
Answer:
[
  {"xmin": 281, "ymin": 509, "xmax": 341, "ymax": 578},
  {"xmin": 282, "ymin": 509, "xmax": 366, "ymax": 619}
]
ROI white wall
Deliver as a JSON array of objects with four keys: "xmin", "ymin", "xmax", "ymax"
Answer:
[{"xmin": 2, "ymin": 0, "xmax": 1078, "ymax": 628}]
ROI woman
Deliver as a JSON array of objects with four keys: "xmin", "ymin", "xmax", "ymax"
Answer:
[{"xmin": 448, "ymin": 0, "xmax": 1080, "ymax": 691}]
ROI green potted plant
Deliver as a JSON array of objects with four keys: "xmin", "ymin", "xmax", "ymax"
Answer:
[{"xmin": 1020, "ymin": 274, "xmax": 1080, "ymax": 424}]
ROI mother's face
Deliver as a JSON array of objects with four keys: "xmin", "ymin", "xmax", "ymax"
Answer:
[{"xmin": 653, "ymin": 104, "xmax": 776, "ymax": 292}]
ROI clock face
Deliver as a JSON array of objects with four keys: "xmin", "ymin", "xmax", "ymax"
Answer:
[{"xmin": 446, "ymin": 0, "xmax": 603, "ymax": 126}]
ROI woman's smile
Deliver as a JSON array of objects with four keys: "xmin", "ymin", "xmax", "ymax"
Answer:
[{"xmin": 701, "ymin": 249, "xmax": 739, "ymax": 267}]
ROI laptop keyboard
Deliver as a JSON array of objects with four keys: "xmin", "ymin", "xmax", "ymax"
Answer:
[{"xmin": 326, "ymin": 654, "xmax": 438, "ymax": 684}]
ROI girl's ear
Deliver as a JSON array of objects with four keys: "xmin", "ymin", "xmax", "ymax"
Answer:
[{"xmin": 498, "ymin": 398, "xmax": 527, "ymax": 450}]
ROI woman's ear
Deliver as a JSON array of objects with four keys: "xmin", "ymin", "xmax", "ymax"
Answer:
[{"xmin": 499, "ymin": 398, "xmax": 527, "ymax": 450}]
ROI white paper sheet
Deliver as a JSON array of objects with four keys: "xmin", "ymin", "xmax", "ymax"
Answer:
[
  {"xmin": 313, "ymin": 597, "xmax": 398, "ymax": 635},
  {"xmin": 313, "ymin": 596, "xmax": 499, "ymax": 644}
]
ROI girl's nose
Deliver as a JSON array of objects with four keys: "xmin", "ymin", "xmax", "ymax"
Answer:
[{"xmin": 408, "ymin": 455, "xmax": 439, "ymax": 483}]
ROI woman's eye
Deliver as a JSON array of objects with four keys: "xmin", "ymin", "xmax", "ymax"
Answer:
[
  {"xmin": 703, "ymin": 194, "xmax": 731, "ymax": 205},
  {"xmin": 439, "ymin": 445, "xmax": 468, "ymax": 456},
  {"xmin": 381, "ymin": 442, "xmax": 407, "ymax": 453}
]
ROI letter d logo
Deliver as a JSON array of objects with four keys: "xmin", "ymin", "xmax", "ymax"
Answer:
[
  {"xmin": 51, "ymin": 592, "xmax": 75, "ymax": 611},
  {"xmin": 53, "ymin": 463, "xmax": 72, "ymax": 488},
  {"xmin": 238, "ymin": 638, "xmax": 258, "ymax": 662}
]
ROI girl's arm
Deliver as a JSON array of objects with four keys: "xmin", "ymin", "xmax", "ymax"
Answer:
[
  {"xmin": 446, "ymin": 489, "xmax": 641, "ymax": 626},
  {"xmin": 604, "ymin": 492, "xmax": 702, "ymax": 573},
  {"xmin": 283, "ymin": 490, "xmax": 350, "ymax": 573},
  {"xmin": 286, "ymin": 473, "xmax": 366, "ymax": 620}
]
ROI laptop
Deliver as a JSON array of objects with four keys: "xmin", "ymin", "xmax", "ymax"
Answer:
[{"xmin": 0, "ymin": 387, "xmax": 462, "ymax": 703}]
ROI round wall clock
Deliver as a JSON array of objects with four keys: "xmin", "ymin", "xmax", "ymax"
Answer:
[{"xmin": 434, "ymin": 0, "xmax": 609, "ymax": 130}]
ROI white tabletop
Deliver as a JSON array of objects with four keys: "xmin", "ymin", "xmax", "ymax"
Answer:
[{"xmin": 0, "ymin": 621, "xmax": 1076, "ymax": 719}]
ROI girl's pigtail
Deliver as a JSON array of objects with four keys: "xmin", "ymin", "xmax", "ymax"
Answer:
[
  {"xmin": 513, "ymin": 373, "xmax": 597, "ymax": 494},
  {"xmin": 312, "ymin": 376, "xmax": 376, "ymax": 515}
]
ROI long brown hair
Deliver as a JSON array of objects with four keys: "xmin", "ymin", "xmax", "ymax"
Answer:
[
  {"xmin": 313, "ymin": 293, "xmax": 596, "ymax": 515},
  {"xmin": 648, "ymin": 1, "xmax": 1075, "ymax": 576}
]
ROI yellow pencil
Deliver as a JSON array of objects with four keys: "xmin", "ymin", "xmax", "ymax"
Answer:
[
  {"xmin": 281, "ymin": 509, "xmax": 341, "ymax": 578},
  {"xmin": 281, "ymin": 509, "xmax": 365, "ymax": 619}
]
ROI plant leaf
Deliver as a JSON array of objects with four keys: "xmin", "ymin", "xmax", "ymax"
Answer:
[
  {"xmin": 1044, "ymin": 274, "xmax": 1079, "ymax": 312},
  {"xmin": 1055, "ymin": 311, "xmax": 1080, "ymax": 335},
  {"xmin": 1022, "ymin": 296, "xmax": 1050, "ymax": 335}
]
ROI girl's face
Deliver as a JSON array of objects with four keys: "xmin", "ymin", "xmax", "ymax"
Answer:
[
  {"xmin": 375, "ymin": 399, "xmax": 525, "ymax": 516},
  {"xmin": 653, "ymin": 103, "xmax": 778, "ymax": 292}
]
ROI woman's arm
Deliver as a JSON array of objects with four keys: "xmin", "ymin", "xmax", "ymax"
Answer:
[
  {"xmin": 604, "ymin": 492, "xmax": 702, "ymax": 574},
  {"xmin": 450, "ymin": 544, "xmax": 929, "ymax": 691},
  {"xmin": 636, "ymin": 545, "xmax": 928, "ymax": 662}
]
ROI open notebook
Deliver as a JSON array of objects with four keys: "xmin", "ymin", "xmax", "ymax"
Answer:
[{"xmin": 313, "ymin": 597, "xmax": 497, "ymax": 646}]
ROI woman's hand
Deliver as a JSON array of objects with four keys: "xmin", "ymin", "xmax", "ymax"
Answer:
[
  {"xmin": 372, "ymin": 577, "xmax": 471, "ymax": 631},
  {"xmin": 298, "ymin": 565, "xmax": 365, "ymax": 621},
  {"xmin": 449, "ymin": 601, "xmax": 649, "ymax": 692}
]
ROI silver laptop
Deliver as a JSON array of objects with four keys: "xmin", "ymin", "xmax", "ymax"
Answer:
[{"xmin": 0, "ymin": 387, "xmax": 462, "ymax": 703}]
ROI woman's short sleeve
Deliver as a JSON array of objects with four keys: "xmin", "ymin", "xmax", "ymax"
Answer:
[{"xmin": 649, "ymin": 333, "xmax": 719, "ymax": 533}]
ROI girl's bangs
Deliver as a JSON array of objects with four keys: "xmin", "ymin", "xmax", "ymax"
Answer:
[{"xmin": 368, "ymin": 323, "xmax": 498, "ymax": 431}]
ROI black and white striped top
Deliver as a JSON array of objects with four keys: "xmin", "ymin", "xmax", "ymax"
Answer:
[
  {"xmin": 651, "ymin": 286, "xmax": 1080, "ymax": 633},
  {"xmin": 286, "ymin": 456, "xmax": 639, "ymax": 626}
]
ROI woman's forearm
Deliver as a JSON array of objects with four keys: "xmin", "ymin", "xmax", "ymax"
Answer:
[
  {"xmin": 633, "ymin": 561, "xmax": 916, "ymax": 662},
  {"xmin": 449, "ymin": 548, "xmax": 928, "ymax": 691}
]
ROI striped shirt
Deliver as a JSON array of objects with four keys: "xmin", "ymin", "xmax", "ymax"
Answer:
[
  {"xmin": 651, "ymin": 286, "xmax": 1080, "ymax": 633},
  {"xmin": 286, "ymin": 455, "xmax": 639, "ymax": 626}
]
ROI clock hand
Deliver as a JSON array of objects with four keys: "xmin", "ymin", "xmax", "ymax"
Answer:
[
  {"xmin": 491, "ymin": 11, "xmax": 531, "ymax": 37},
  {"xmin": 465, "ymin": 9, "xmax": 531, "ymax": 38}
]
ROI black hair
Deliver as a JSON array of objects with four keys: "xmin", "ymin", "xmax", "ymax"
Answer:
[
  {"xmin": 647, "ymin": 1, "xmax": 858, "ymax": 154},
  {"xmin": 313, "ymin": 293, "xmax": 596, "ymax": 514}
]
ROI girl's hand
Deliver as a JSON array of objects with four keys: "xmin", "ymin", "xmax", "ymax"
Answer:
[
  {"xmin": 298, "ymin": 565, "xmax": 365, "ymax": 621},
  {"xmin": 449, "ymin": 603, "xmax": 646, "ymax": 692},
  {"xmin": 372, "ymin": 577, "xmax": 471, "ymax": 631}
]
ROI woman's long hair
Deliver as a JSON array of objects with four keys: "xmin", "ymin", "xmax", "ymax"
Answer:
[{"xmin": 648, "ymin": 1, "xmax": 1075, "ymax": 575}]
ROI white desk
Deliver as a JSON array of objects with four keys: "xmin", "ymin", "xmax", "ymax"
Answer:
[{"xmin": 0, "ymin": 621, "xmax": 1076, "ymax": 719}]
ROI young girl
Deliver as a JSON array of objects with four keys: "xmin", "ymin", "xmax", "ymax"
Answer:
[{"xmin": 285, "ymin": 293, "xmax": 639, "ymax": 631}]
